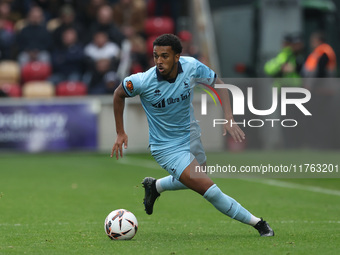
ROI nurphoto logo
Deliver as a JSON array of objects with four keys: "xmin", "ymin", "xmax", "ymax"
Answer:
[{"xmin": 200, "ymin": 84, "xmax": 312, "ymax": 128}]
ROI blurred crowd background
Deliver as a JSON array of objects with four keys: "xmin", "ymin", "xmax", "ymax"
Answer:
[
  {"xmin": 0, "ymin": 0, "xmax": 339, "ymax": 97},
  {"xmin": 0, "ymin": 0, "xmax": 340, "ymax": 151},
  {"xmin": 0, "ymin": 0, "xmax": 197, "ymax": 97}
]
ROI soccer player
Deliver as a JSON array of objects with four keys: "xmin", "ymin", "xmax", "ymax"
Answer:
[{"xmin": 111, "ymin": 34, "xmax": 274, "ymax": 236}]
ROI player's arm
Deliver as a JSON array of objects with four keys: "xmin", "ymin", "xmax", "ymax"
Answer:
[
  {"xmin": 111, "ymin": 84, "xmax": 129, "ymax": 160},
  {"xmin": 215, "ymin": 77, "xmax": 245, "ymax": 142}
]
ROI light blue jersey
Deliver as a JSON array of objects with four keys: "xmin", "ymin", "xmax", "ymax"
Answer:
[{"xmin": 122, "ymin": 56, "xmax": 216, "ymax": 153}]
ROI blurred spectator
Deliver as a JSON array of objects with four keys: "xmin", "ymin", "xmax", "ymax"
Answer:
[
  {"xmin": 77, "ymin": 0, "xmax": 108, "ymax": 28},
  {"xmin": 50, "ymin": 27, "xmax": 84, "ymax": 85},
  {"xmin": 112, "ymin": 0, "xmax": 146, "ymax": 38},
  {"xmin": 40, "ymin": 0, "xmax": 74, "ymax": 19},
  {"xmin": 9, "ymin": 0, "xmax": 31, "ymax": 21},
  {"xmin": 0, "ymin": 18, "xmax": 15, "ymax": 59},
  {"xmin": 32, "ymin": 0, "xmax": 80, "ymax": 20},
  {"xmin": 178, "ymin": 30, "xmax": 200, "ymax": 60},
  {"xmin": 264, "ymin": 33, "xmax": 304, "ymax": 149},
  {"xmin": 302, "ymin": 31, "xmax": 337, "ymax": 79},
  {"xmin": 291, "ymin": 34, "xmax": 305, "ymax": 75},
  {"xmin": 32, "ymin": 0, "xmax": 50, "ymax": 20},
  {"xmin": 111, "ymin": 0, "xmax": 146, "ymax": 78},
  {"xmin": 0, "ymin": 1, "xmax": 15, "ymax": 59},
  {"xmin": 264, "ymin": 33, "xmax": 303, "ymax": 83},
  {"xmin": 129, "ymin": 34, "xmax": 148, "ymax": 73},
  {"xmin": 0, "ymin": 1, "xmax": 14, "ymax": 32},
  {"xmin": 52, "ymin": 4, "xmax": 85, "ymax": 48},
  {"xmin": 84, "ymin": 30, "xmax": 120, "ymax": 62},
  {"xmin": 154, "ymin": 0, "xmax": 180, "ymax": 32},
  {"xmin": 301, "ymin": 31, "xmax": 338, "ymax": 149},
  {"xmin": 85, "ymin": 58, "xmax": 120, "ymax": 94},
  {"xmin": 16, "ymin": 6, "xmax": 52, "ymax": 66},
  {"xmin": 88, "ymin": 4, "xmax": 125, "ymax": 47}
]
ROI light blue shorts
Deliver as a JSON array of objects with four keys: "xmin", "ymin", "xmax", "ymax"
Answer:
[{"xmin": 151, "ymin": 137, "xmax": 207, "ymax": 180}]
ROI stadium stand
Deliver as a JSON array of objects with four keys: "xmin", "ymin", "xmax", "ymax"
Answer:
[
  {"xmin": 56, "ymin": 81, "xmax": 87, "ymax": 96},
  {"xmin": 22, "ymin": 81, "xmax": 54, "ymax": 98},
  {"xmin": 0, "ymin": 83, "xmax": 21, "ymax": 97},
  {"xmin": 144, "ymin": 17, "xmax": 174, "ymax": 37},
  {"xmin": 0, "ymin": 60, "xmax": 20, "ymax": 83},
  {"xmin": 21, "ymin": 61, "xmax": 52, "ymax": 83},
  {"xmin": 0, "ymin": 0, "xmax": 187, "ymax": 96}
]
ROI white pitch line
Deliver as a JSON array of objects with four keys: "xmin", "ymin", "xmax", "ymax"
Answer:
[
  {"xmin": 119, "ymin": 157, "xmax": 340, "ymax": 197},
  {"xmin": 0, "ymin": 222, "xmax": 98, "ymax": 227},
  {"xmin": 221, "ymin": 220, "xmax": 340, "ymax": 224},
  {"xmin": 243, "ymin": 179, "xmax": 340, "ymax": 197},
  {"xmin": 1, "ymin": 220, "xmax": 339, "ymax": 227}
]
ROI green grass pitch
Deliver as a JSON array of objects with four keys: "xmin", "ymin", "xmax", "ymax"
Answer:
[{"xmin": 0, "ymin": 151, "xmax": 339, "ymax": 255}]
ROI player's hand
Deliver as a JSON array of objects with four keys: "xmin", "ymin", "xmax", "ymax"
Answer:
[
  {"xmin": 111, "ymin": 132, "xmax": 128, "ymax": 160},
  {"xmin": 223, "ymin": 119, "xmax": 245, "ymax": 143}
]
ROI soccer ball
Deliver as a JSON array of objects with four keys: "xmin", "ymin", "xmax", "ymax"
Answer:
[{"xmin": 104, "ymin": 209, "xmax": 138, "ymax": 240}]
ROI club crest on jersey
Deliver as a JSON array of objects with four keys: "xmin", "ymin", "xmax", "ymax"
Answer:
[{"xmin": 126, "ymin": 80, "xmax": 134, "ymax": 93}]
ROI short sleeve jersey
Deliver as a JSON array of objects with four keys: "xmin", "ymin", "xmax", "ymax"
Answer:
[{"xmin": 122, "ymin": 56, "xmax": 216, "ymax": 151}]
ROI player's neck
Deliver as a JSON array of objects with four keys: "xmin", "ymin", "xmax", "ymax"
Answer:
[{"xmin": 163, "ymin": 63, "xmax": 179, "ymax": 81}]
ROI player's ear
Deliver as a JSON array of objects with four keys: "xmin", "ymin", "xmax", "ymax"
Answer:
[{"xmin": 174, "ymin": 53, "xmax": 180, "ymax": 62}]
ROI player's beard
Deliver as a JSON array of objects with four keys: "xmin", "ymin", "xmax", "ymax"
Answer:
[{"xmin": 161, "ymin": 59, "xmax": 177, "ymax": 80}]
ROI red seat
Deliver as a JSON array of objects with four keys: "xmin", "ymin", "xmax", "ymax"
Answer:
[
  {"xmin": 56, "ymin": 81, "xmax": 87, "ymax": 96},
  {"xmin": 145, "ymin": 17, "xmax": 175, "ymax": 37},
  {"xmin": 0, "ymin": 83, "xmax": 21, "ymax": 97},
  {"xmin": 21, "ymin": 61, "xmax": 52, "ymax": 83}
]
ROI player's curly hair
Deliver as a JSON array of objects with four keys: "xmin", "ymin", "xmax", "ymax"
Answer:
[{"xmin": 153, "ymin": 34, "xmax": 182, "ymax": 54}]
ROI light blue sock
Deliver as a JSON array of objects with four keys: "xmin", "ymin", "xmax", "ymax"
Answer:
[
  {"xmin": 203, "ymin": 184, "xmax": 252, "ymax": 224},
  {"xmin": 156, "ymin": 175, "xmax": 188, "ymax": 193}
]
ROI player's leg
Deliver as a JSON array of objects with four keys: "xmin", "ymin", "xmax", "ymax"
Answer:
[
  {"xmin": 179, "ymin": 159, "xmax": 256, "ymax": 222},
  {"xmin": 151, "ymin": 160, "xmax": 204, "ymax": 193},
  {"xmin": 142, "ymin": 174, "xmax": 191, "ymax": 215},
  {"xmin": 142, "ymin": 147, "xmax": 188, "ymax": 214},
  {"xmin": 179, "ymin": 159, "xmax": 274, "ymax": 236},
  {"xmin": 141, "ymin": 177, "xmax": 160, "ymax": 215},
  {"xmin": 155, "ymin": 175, "xmax": 188, "ymax": 193},
  {"xmin": 153, "ymin": 137, "xmax": 207, "ymax": 193},
  {"xmin": 142, "ymin": 138, "xmax": 207, "ymax": 214},
  {"xmin": 142, "ymin": 165, "xmax": 203, "ymax": 214}
]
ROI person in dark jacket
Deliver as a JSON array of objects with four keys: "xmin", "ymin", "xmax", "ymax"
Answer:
[
  {"xmin": 52, "ymin": 5, "xmax": 85, "ymax": 49},
  {"xmin": 50, "ymin": 27, "xmax": 84, "ymax": 85},
  {"xmin": 88, "ymin": 5, "xmax": 125, "ymax": 47},
  {"xmin": 16, "ymin": 6, "xmax": 52, "ymax": 66}
]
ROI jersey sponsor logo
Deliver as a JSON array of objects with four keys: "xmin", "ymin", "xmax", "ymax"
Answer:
[
  {"xmin": 126, "ymin": 80, "xmax": 134, "ymax": 93},
  {"xmin": 151, "ymin": 91, "xmax": 190, "ymax": 108},
  {"xmin": 152, "ymin": 98, "xmax": 166, "ymax": 108}
]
